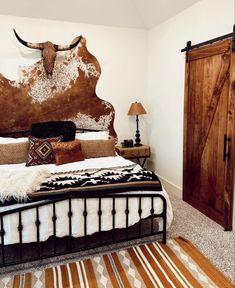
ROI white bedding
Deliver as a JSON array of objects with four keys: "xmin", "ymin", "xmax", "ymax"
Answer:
[{"xmin": 0, "ymin": 156, "xmax": 173, "ymax": 245}]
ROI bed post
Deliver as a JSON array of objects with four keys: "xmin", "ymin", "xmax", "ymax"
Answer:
[{"xmin": 162, "ymin": 197, "xmax": 167, "ymax": 244}]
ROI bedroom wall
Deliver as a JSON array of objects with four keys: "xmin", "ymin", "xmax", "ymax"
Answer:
[
  {"xmin": 146, "ymin": 0, "xmax": 235, "ymax": 224},
  {"xmin": 0, "ymin": 14, "xmax": 148, "ymax": 144}
]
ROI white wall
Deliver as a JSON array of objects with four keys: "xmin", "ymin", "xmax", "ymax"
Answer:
[
  {"xmin": 147, "ymin": 0, "xmax": 234, "ymax": 226},
  {"xmin": 1, "ymin": 1, "xmax": 234, "ymax": 226},
  {"xmin": 0, "ymin": 15, "xmax": 148, "ymax": 144}
]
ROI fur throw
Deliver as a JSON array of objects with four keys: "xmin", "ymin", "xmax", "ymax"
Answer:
[{"xmin": 0, "ymin": 167, "xmax": 50, "ymax": 202}]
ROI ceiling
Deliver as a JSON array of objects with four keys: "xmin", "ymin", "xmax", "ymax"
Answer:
[{"xmin": 0, "ymin": 0, "xmax": 201, "ymax": 29}]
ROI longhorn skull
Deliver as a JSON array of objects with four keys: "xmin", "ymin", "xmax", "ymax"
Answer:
[{"xmin": 13, "ymin": 29, "xmax": 82, "ymax": 77}]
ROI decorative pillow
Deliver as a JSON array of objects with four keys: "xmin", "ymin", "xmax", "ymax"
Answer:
[
  {"xmin": 0, "ymin": 142, "xmax": 29, "ymax": 164},
  {"xmin": 79, "ymin": 138, "xmax": 116, "ymax": 158},
  {"xmin": 76, "ymin": 131, "xmax": 109, "ymax": 140},
  {"xmin": 31, "ymin": 121, "xmax": 76, "ymax": 142},
  {"xmin": 26, "ymin": 136, "xmax": 62, "ymax": 166},
  {"xmin": 52, "ymin": 140, "xmax": 85, "ymax": 165}
]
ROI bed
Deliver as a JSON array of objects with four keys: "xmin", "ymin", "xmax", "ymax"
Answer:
[
  {"xmin": 0, "ymin": 33, "xmax": 173, "ymax": 268},
  {"xmin": 0, "ymin": 125, "xmax": 173, "ymax": 268}
]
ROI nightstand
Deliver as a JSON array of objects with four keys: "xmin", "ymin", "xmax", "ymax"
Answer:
[{"xmin": 115, "ymin": 145, "xmax": 150, "ymax": 167}]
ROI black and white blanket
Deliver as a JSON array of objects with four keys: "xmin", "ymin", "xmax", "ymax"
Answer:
[
  {"xmin": 31, "ymin": 164, "xmax": 162, "ymax": 200},
  {"xmin": 0, "ymin": 164, "xmax": 162, "ymax": 205}
]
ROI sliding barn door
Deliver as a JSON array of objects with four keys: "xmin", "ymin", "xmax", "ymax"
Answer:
[{"xmin": 183, "ymin": 38, "xmax": 235, "ymax": 230}]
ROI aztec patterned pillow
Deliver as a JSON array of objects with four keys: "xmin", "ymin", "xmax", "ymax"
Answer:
[
  {"xmin": 26, "ymin": 136, "xmax": 62, "ymax": 166},
  {"xmin": 51, "ymin": 140, "xmax": 85, "ymax": 165}
]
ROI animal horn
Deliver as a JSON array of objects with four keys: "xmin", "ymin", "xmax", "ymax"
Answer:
[
  {"xmin": 13, "ymin": 29, "xmax": 43, "ymax": 50},
  {"xmin": 55, "ymin": 35, "xmax": 82, "ymax": 51}
]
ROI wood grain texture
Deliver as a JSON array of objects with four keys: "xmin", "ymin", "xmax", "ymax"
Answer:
[
  {"xmin": 188, "ymin": 39, "xmax": 231, "ymax": 61},
  {"xmin": 183, "ymin": 59, "xmax": 189, "ymax": 205},
  {"xmin": 183, "ymin": 38, "xmax": 234, "ymax": 229},
  {"xmin": 197, "ymin": 54, "xmax": 230, "ymax": 160},
  {"xmin": 115, "ymin": 145, "xmax": 150, "ymax": 158},
  {"xmin": 224, "ymin": 51, "xmax": 235, "ymax": 229}
]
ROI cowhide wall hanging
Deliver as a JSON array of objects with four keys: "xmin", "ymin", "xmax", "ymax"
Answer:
[{"xmin": 0, "ymin": 31, "xmax": 116, "ymax": 138}]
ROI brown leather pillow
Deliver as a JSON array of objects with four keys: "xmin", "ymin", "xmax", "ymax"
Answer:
[
  {"xmin": 52, "ymin": 140, "xmax": 85, "ymax": 165},
  {"xmin": 26, "ymin": 136, "xmax": 62, "ymax": 166},
  {"xmin": 0, "ymin": 142, "xmax": 29, "ymax": 164},
  {"xmin": 79, "ymin": 138, "xmax": 116, "ymax": 158}
]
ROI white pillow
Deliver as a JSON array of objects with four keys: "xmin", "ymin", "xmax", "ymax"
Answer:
[
  {"xmin": 0, "ymin": 137, "xmax": 28, "ymax": 144},
  {"xmin": 75, "ymin": 131, "xmax": 109, "ymax": 140}
]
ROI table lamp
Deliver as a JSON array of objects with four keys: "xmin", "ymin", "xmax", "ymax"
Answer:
[{"xmin": 128, "ymin": 102, "xmax": 147, "ymax": 146}]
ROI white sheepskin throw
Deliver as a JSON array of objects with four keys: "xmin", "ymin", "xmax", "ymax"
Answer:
[{"xmin": 0, "ymin": 167, "xmax": 50, "ymax": 202}]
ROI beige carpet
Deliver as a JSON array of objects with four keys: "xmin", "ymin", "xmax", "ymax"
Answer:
[
  {"xmin": 167, "ymin": 190, "xmax": 235, "ymax": 282},
  {"xmin": 0, "ymin": 237, "xmax": 234, "ymax": 288}
]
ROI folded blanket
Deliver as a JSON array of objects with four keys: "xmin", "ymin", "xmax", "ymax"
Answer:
[
  {"xmin": 0, "ymin": 167, "xmax": 50, "ymax": 202},
  {"xmin": 34, "ymin": 164, "xmax": 162, "ymax": 200}
]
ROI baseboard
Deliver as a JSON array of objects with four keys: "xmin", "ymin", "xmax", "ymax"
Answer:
[{"xmin": 157, "ymin": 174, "xmax": 182, "ymax": 198}]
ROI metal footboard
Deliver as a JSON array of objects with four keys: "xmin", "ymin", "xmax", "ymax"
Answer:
[{"xmin": 0, "ymin": 193, "xmax": 167, "ymax": 267}]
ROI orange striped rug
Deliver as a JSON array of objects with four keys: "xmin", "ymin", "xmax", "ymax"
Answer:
[{"xmin": 0, "ymin": 237, "xmax": 234, "ymax": 288}]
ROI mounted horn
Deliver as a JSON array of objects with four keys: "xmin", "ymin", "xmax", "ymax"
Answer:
[
  {"xmin": 13, "ymin": 29, "xmax": 82, "ymax": 77},
  {"xmin": 55, "ymin": 36, "xmax": 82, "ymax": 51},
  {"xmin": 13, "ymin": 29, "xmax": 43, "ymax": 50}
]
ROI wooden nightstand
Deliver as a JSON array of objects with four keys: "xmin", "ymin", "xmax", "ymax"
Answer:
[{"xmin": 115, "ymin": 145, "xmax": 150, "ymax": 167}]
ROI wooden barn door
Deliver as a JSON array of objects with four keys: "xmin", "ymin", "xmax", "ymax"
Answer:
[{"xmin": 183, "ymin": 38, "xmax": 235, "ymax": 230}]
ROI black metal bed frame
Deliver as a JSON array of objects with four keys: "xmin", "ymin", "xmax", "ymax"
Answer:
[
  {"xmin": 0, "ymin": 193, "xmax": 167, "ymax": 267},
  {"xmin": 0, "ymin": 128, "xmax": 167, "ymax": 268}
]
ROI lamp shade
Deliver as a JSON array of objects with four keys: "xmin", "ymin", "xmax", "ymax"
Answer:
[{"xmin": 128, "ymin": 102, "xmax": 147, "ymax": 116}]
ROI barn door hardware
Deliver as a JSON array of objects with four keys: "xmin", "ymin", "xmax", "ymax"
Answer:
[
  {"xmin": 185, "ymin": 41, "xmax": 191, "ymax": 62},
  {"xmin": 181, "ymin": 24, "xmax": 234, "ymax": 52},
  {"xmin": 223, "ymin": 134, "xmax": 231, "ymax": 161}
]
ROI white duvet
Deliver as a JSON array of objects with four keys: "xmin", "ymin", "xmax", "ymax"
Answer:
[{"xmin": 0, "ymin": 156, "xmax": 173, "ymax": 245}]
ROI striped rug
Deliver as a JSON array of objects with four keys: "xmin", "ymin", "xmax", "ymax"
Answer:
[{"xmin": 0, "ymin": 237, "xmax": 234, "ymax": 288}]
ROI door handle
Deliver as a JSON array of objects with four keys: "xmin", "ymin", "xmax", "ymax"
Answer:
[{"xmin": 223, "ymin": 134, "xmax": 231, "ymax": 161}]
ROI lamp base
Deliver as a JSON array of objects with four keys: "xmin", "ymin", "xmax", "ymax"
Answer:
[
  {"xmin": 134, "ymin": 115, "xmax": 142, "ymax": 147},
  {"xmin": 134, "ymin": 127, "xmax": 142, "ymax": 146},
  {"xmin": 134, "ymin": 143, "xmax": 142, "ymax": 147}
]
